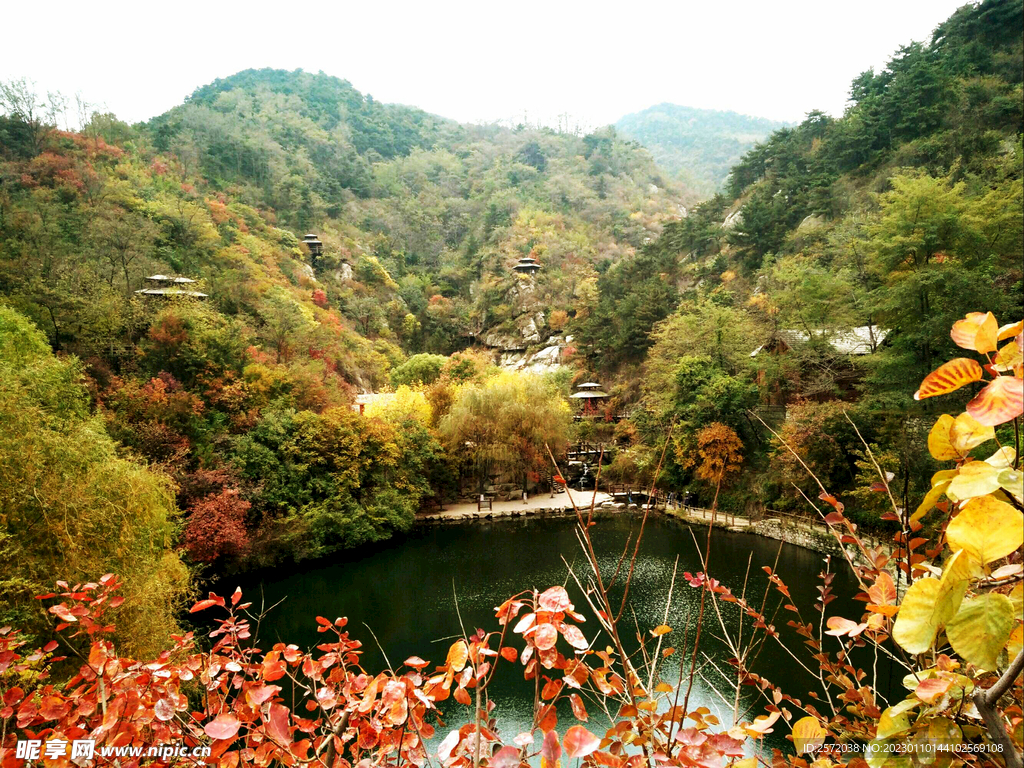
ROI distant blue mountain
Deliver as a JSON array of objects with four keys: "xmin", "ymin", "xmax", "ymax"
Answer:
[{"xmin": 616, "ymin": 103, "xmax": 791, "ymax": 197}]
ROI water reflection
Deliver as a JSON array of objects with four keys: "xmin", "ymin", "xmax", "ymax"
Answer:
[{"xmin": 217, "ymin": 513, "xmax": 878, "ymax": 753}]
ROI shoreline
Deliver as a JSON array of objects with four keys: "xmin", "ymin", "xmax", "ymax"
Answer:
[{"xmin": 415, "ymin": 499, "xmax": 860, "ymax": 557}]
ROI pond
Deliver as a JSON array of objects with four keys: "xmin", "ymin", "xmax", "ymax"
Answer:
[{"xmin": 218, "ymin": 513, "xmax": 883, "ymax": 753}]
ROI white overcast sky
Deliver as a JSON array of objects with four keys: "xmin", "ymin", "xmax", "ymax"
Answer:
[{"xmin": 3, "ymin": 0, "xmax": 969, "ymax": 129}]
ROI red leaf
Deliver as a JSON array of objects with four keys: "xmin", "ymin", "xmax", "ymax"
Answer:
[
  {"xmin": 500, "ymin": 647, "xmax": 518, "ymax": 663},
  {"xmin": 569, "ymin": 693, "xmax": 588, "ymax": 722},
  {"xmin": 533, "ymin": 624, "xmax": 558, "ymax": 651},
  {"xmin": 190, "ymin": 599, "xmax": 218, "ymax": 613},
  {"xmin": 205, "ymin": 713, "xmax": 241, "ymax": 740},
  {"xmin": 541, "ymin": 728, "xmax": 562, "ymax": 764},
  {"xmin": 563, "ymin": 726, "xmax": 600, "ymax": 759},
  {"xmin": 538, "ymin": 586, "xmax": 572, "ymax": 613},
  {"xmin": 491, "ymin": 746, "xmax": 520, "ymax": 768},
  {"xmin": 48, "ymin": 604, "xmax": 77, "ymax": 623},
  {"xmin": 231, "ymin": 587, "xmax": 242, "ymax": 606},
  {"xmin": 266, "ymin": 703, "xmax": 290, "ymax": 745}
]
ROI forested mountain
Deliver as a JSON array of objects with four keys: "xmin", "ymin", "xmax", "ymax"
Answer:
[
  {"xmin": 576, "ymin": 0, "xmax": 1023, "ymax": 518},
  {"xmin": 615, "ymin": 104, "xmax": 789, "ymax": 197},
  {"xmin": 0, "ymin": 66, "xmax": 691, "ymax": 631},
  {"xmin": 0, "ymin": 0, "xmax": 1021, "ymax": 641},
  {"xmin": 144, "ymin": 68, "xmax": 692, "ymax": 354}
]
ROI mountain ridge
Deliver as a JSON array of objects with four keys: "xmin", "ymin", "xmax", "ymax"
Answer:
[{"xmin": 615, "ymin": 102, "xmax": 792, "ymax": 196}]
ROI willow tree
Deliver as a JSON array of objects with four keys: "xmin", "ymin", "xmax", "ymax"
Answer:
[
  {"xmin": 439, "ymin": 371, "xmax": 569, "ymax": 495},
  {"xmin": 0, "ymin": 306, "xmax": 190, "ymax": 655}
]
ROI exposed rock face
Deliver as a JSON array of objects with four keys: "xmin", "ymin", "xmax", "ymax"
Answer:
[
  {"xmin": 500, "ymin": 342, "xmax": 563, "ymax": 374},
  {"xmin": 483, "ymin": 331, "xmax": 526, "ymax": 352},
  {"xmin": 797, "ymin": 214, "xmax": 826, "ymax": 232},
  {"xmin": 333, "ymin": 263, "xmax": 354, "ymax": 281},
  {"xmin": 296, "ymin": 262, "xmax": 318, "ymax": 283},
  {"xmin": 722, "ymin": 208, "xmax": 743, "ymax": 229}
]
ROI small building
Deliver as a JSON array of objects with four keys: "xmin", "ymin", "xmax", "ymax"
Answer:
[
  {"xmin": 569, "ymin": 381, "xmax": 609, "ymax": 417},
  {"xmin": 135, "ymin": 275, "xmax": 207, "ymax": 299},
  {"xmin": 302, "ymin": 233, "xmax": 324, "ymax": 263},
  {"xmin": 512, "ymin": 256, "xmax": 541, "ymax": 276},
  {"xmin": 750, "ymin": 325, "xmax": 888, "ymax": 404}
]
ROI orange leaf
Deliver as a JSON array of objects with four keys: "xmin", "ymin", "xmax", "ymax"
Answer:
[
  {"xmin": 537, "ymin": 703, "xmax": 558, "ymax": 732},
  {"xmin": 951, "ymin": 312, "xmax": 998, "ymax": 353},
  {"xmin": 868, "ymin": 572, "xmax": 897, "ymax": 606},
  {"xmin": 914, "ymin": 358, "xmax": 984, "ymax": 400},
  {"xmin": 500, "ymin": 646, "xmax": 518, "ymax": 663},
  {"xmin": 825, "ymin": 616, "xmax": 867, "ymax": 637},
  {"xmin": 446, "ymin": 640, "xmax": 469, "ymax": 672},
  {"xmin": 569, "ymin": 693, "xmax": 588, "ymax": 722},
  {"xmin": 967, "ymin": 376, "xmax": 1024, "ymax": 426}
]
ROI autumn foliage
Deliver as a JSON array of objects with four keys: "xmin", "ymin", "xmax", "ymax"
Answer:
[{"xmin": 1, "ymin": 304, "xmax": 1022, "ymax": 768}]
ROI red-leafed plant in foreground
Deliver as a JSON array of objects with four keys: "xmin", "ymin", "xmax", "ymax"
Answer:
[{"xmin": 2, "ymin": 311, "xmax": 1022, "ymax": 768}]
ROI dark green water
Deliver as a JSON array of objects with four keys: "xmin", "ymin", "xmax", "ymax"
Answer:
[{"xmin": 222, "ymin": 513, "xmax": 878, "ymax": 750}]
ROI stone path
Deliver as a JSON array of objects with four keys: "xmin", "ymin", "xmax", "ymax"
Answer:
[{"xmin": 418, "ymin": 489, "xmax": 612, "ymax": 521}]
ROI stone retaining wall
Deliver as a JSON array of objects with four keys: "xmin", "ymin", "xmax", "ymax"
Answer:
[
  {"xmin": 746, "ymin": 518, "xmax": 845, "ymax": 556},
  {"xmin": 418, "ymin": 503, "xmax": 861, "ymax": 559}
]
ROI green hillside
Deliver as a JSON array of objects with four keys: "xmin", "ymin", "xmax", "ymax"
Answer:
[
  {"xmin": 616, "ymin": 103, "xmax": 789, "ymax": 196},
  {"xmin": 575, "ymin": 0, "xmax": 1023, "ymax": 516}
]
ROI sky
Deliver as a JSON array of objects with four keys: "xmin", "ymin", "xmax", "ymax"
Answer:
[{"xmin": 2, "ymin": 0, "xmax": 970, "ymax": 129}]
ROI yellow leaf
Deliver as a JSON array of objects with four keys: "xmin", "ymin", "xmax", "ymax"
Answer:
[
  {"xmin": 914, "ymin": 358, "xmax": 984, "ymax": 401},
  {"xmin": 945, "ymin": 593, "xmax": 1016, "ymax": 671},
  {"xmin": 967, "ymin": 375, "xmax": 1024, "ymax": 427},
  {"xmin": 743, "ymin": 710, "xmax": 780, "ymax": 735},
  {"xmin": 792, "ymin": 716, "xmax": 827, "ymax": 755},
  {"xmin": 892, "ymin": 577, "xmax": 966, "ymax": 655},
  {"xmin": 927, "ymin": 415, "xmax": 959, "ymax": 461},
  {"xmin": 932, "ymin": 469, "xmax": 958, "ymax": 486},
  {"xmin": 947, "ymin": 461, "xmax": 1001, "ymax": 501},
  {"xmin": 651, "ymin": 625, "xmax": 672, "ymax": 636},
  {"xmin": 951, "ymin": 312, "xmax": 998, "ymax": 353},
  {"xmin": 946, "ymin": 496, "xmax": 1024, "ymax": 572},
  {"xmin": 949, "ymin": 413, "xmax": 995, "ymax": 455},
  {"xmin": 1006, "ymin": 624, "xmax": 1023, "ymax": 661},
  {"xmin": 911, "ymin": 482, "xmax": 949, "ymax": 525},
  {"xmin": 994, "ymin": 339, "xmax": 1024, "ymax": 372},
  {"xmin": 875, "ymin": 708, "xmax": 911, "ymax": 740},
  {"xmin": 997, "ymin": 320, "xmax": 1024, "ymax": 341},
  {"xmin": 1010, "ymin": 584, "xmax": 1023, "ymax": 615},
  {"xmin": 986, "ymin": 447, "xmax": 1017, "ymax": 469},
  {"xmin": 998, "ymin": 468, "xmax": 1023, "ymax": 504}
]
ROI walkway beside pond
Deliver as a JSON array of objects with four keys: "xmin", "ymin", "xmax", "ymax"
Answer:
[{"xmin": 418, "ymin": 489, "xmax": 612, "ymax": 521}]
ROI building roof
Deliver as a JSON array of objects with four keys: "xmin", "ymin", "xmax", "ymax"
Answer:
[
  {"xmin": 570, "ymin": 390, "xmax": 609, "ymax": 399},
  {"xmin": 134, "ymin": 288, "xmax": 208, "ymax": 298},
  {"xmin": 145, "ymin": 275, "xmax": 197, "ymax": 284},
  {"xmin": 750, "ymin": 325, "xmax": 888, "ymax": 357},
  {"xmin": 576, "ymin": 382, "xmax": 602, "ymax": 389}
]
